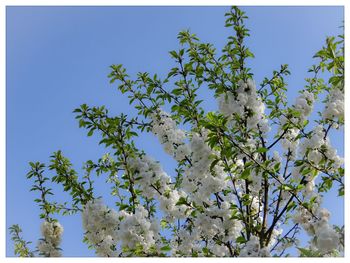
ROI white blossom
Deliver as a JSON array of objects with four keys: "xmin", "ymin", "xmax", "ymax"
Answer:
[
  {"xmin": 37, "ymin": 221, "xmax": 63, "ymax": 257},
  {"xmin": 218, "ymin": 79, "xmax": 270, "ymax": 134},
  {"xmin": 322, "ymin": 88, "xmax": 344, "ymax": 122},
  {"xmin": 150, "ymin": 109, "xmax": 190, "ymax": 161}
]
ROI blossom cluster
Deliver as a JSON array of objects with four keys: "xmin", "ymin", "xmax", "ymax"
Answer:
[
  {"xmin": 294, "ymin": 90, "xmax": 315, "ymax": 122},
  {"xmin": 150, "ymin": 109, "xmax": 191, "ymax": 161},
  {"xmin": 182, "ymin": 129, "xmax": 228, "ymax": 204},
  {"xmin": 117, "ymin": 205, "xmax": 160, "ymax": 251},
  {"xmin": 37, "ymin": 221, "xmax": 63, "ymax": 257},
  {"xmin": 131, "ymin": 125, "xmax": 247, "ymax": 256},
  {"xmin": 322, "ymin": 87, "xmax": 344, "ymax": 123},
  {"xmin": 218, "ymin": 79, "xmax": 270, "ymax": 134},
  {"xmin": 293, "ymin": 201, "xmax": 341, "ymax": 254},
  {"xmin": 82, "ymin": 199, "xmax": 160, "ymax": 256},
  {"xmin": 82, "ymin": 199, "xmax": 119, "ymax": 256},
  {"xmin": 170, "ymin": 198, "xmax": 244, "ymax": 257},
  {"xmin": 128, "ymin": 155, "xmax": 188, "ymax": 220},
  {"xmin": 289, "ymin": 125, "xmax": 342, "ymax": 198},
  {"xmin": 300, "ymin": 125, "xmax": 343, "ymax": 171},
  {"xmin": 279, "ymin": 90, "xmax": 315, "ymax": 158}
]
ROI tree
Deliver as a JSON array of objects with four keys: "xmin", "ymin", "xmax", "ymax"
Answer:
[{"xmin": 10, "ymin": 6, "xmax": 344, "ymax": 257}]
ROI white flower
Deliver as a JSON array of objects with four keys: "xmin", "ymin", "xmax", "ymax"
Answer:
[
  {"xmin": 308, "ymin": 150, "xmax": 322, "ymax": 164},
  {"xmin": 294, "ymin": 91, "xmax": 314, "ymax": 118},
  {"xmin": 239, "ymin": 235, "xmax": 260, "ymax": 257},
  {"xmin": 236, "ymin": 159, "xmax": 244, "ymax": 168},
  {"xmin": 304, "ymin": 180, "xmax": 315, "ymax": 196},
  {"xmin": 316, "ymin": 225, "xmax": 340, "ymax": 253},
  {"xmin": 38, "ymin": 220, "xmax": 64, "ymax": 257},
  {"xmin": 323, "ymin": 88, "xmax": 344, "ymax": 121},
  {"xmin": 237, "ymin": 93, "xmax": 248, "ymax": 106},
  {"xmin": 150, "ymin": 109, "xmax": 190, "ymax": 161},
  {"xmin": 211, "ymin": 244, "xmax": 229, "ymax": 257}
]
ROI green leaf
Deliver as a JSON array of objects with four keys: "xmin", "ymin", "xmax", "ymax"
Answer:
[
  {"xmin": 257, "ymin": 147, "xmax": 268, "ymax": 153},
  {"xmin": 160, "ymin": 245, "xmax": 171, "ymax": 252},
  {"xmin": 87, "ymin": 129, "xmax": 94, "ymax": 137},
  {"xmin": 240, "ymin": 168, "xmax": 251, "ymax": 180},
  {"xmin": 119, "ymin": 203, "xmax": 129, "ymax": 211},
  {"xmin": 236, "ymin": 236, "xmax": 246, "ymax": 244},
  {"xmin": 169, "ymin": 50, "xmax": 178, "ymax": 59},
  {"xmin": 209, "ymin": 159, "xmax": 220, "ymax": 172},
  {"xmin": 79, "ymin": 119, "xmax": 86, "ymax": 128},
  {"xmin": 282, "ymin": 184, "xmax": 293, "ymax": 191},
  {"xmin": 175, "ymin": 197, "xmax": 188, "ymax": 206},
  {"xmin": 160, "ymin": 219, "xmax": 168, "ymax": 229},
  {"xmin": 286, "ymin": 201, "xmax": 296, "ymax": 212},
  {"xmin": 338, "ymin": 186, "xmax": 344, "ymax": 196}
]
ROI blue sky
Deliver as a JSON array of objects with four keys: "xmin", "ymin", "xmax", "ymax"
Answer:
[{"xmin": 6, "ymin": 6, "xmax": 344, "ymax": 257}]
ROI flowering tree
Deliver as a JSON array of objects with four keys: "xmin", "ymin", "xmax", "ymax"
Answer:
[{"xmin": 10, "ymin": 6, "xmax": 344, "ymax": 257}]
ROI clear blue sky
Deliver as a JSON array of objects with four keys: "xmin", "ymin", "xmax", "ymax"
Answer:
[{"xmin": 6, "ymin": 6, "xmax": 344, "ymax": 257}]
